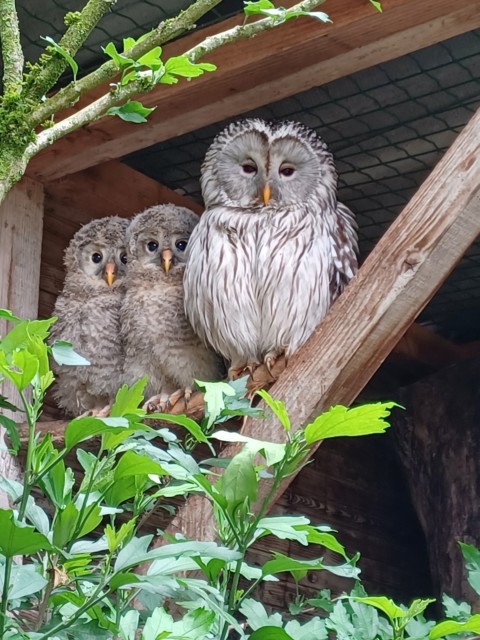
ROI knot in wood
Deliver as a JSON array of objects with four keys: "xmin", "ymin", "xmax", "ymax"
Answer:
[{"xmin": 403, "ymin": 250, "xmax": 422, "ymax": 271}]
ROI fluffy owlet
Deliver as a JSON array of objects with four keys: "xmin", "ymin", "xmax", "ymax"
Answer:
[
  {"xmin": 121, "ymin": 204, "xmax": 222, "ymax": 403},
  {"xmin": 184, "ymin": 118, "xmax": 358, "ymax": 375},
  {"xmin": 50, "ymin": 216, "xmax": 128, "ymax": 415}
]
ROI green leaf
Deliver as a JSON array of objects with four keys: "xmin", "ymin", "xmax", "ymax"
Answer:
[
  {"xmin": 118, "ymin": 610, "xmax": 139, "ymax": 640},
  {"xmin": 0, "ymin": 477, "xmax": 50, "ymax": 534},
  {"xmin": 162, "ymin": 55, "xmax": 216, "ymax": 85},
  {"xmin": 147, "ymin": 412, "xmax": 208, "ymax": 443},
  {"xmin": 405, "ymin": 598, "xmax": 436, "ymax": 620},
  {"xmin": 0, "ymin": 561, "xmax": 48, "ymax": 600},
  {"xmin": 50, "ymin": 340, "xmax": 90, "ymax": 365},
  {"xmin": 369, "ymin": 0, "xmax": 383, "ymax": 12},
  {"xmin": 244, "ymin": 0, "xmax": 275, "ymax": 15},
  {"xmin": 114, "ymin": 450, "xmax": 166, "ymax": 480},
  {"xmin": 0, "ymin": 395, "xmax": 20, "ymax": 412},
  {"xmin": 1, "ymin": 349, "xmax": 39, "ymax": 391},
  {"xmin": 110, "ymin": 377, "xmax": 147, "ymax": 416},
  {"xmin": 105, "ymin": 519, "xmax": 137, "ymax": 554},
  {"xmin": 0, "ymin": 309, "xmax": 21, "ymax": 325},
  {"xmin": 256, "ymin": 389, "xmax": 290, "ymax": 432},
  {"xmin": 0, "ymin": 414, "xmax": 20, "ymax": 454},
  {"xmin": 353, "ymin": 596, "xmax": 405, "ymax": 622},
  {"xmin": 173, "ymin": 608, "xmax": 216, "ymax": 638},
  {"xmin": 304, "ymin": 402, "xmax": 398, "ymax": 444},
  {"xmin": 442, "ymin": 594, "xmax": 471, "ymax": 621},
  {"xmin": 0, "ymin": 509, "xmax": 53, "ymax": 556},
  {"xmin": 64, "ymin": 415, "xmax": 129, "ymax": 450},
  {"xmin": 220, "ymin": 444, "xmax": 257, "ymax": 511},
  {"xmin": 240, "ymin": 599, "xmax": 283, "ymax": 630},
  {"xmin": 254, "ymin": 515, "xmax": 311, "ymax": 544},
  {"xmin": 107, "ymin": 100, "xmax": 156, "ymax": 123},
  {"xmin": 53, "ymin": 501, "xmax": 79, "ymax": 547},
  {"xmin": 195, "ymin": 379, "xmax": 236, "ymax": 430},
  {"xmin": 41, "ymin": 35, "xmax": 78, "ymax": 80},
  {"xmin": 102, "ymin": 41, "xmax": 134, "ymax": 69},
  {"xmin": 459, "ymin": 542, "xmax": 480, "ymax": 595},
  {"xmin": 429, "ymin": 614, "xmax": 480, "ymax": 639},
  {"xmin": 250, "ymin": 628, "xmax": 294, "ymax": 640},
  {"xmin": 211, "ymin": 430, "xmax": 285, "ymax": 466},
  {"xmin": 0, "ymin": 317, "xmax": 55, "ymax": 354}
]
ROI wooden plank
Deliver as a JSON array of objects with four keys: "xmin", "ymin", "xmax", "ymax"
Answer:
[
  {"xmin": 0, "ymin": 178, "xmax": 44, "ymax": 507},
  {"xmin": 165, "ymin": 104, "xmax": 480, "ymax": 540},
  {"xmin": 44, "ymin": 161, "xmax": 203, "ymax": 216},
  {"xmin": 27, "ymin": 0, "xmax": 480, "ymax": 182}
]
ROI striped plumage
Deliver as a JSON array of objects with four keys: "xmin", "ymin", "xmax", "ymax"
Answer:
[
  {"xmin": 121, "ymin": 204, "xmax": 221, "ymax": 399},
  {"xmin": 51, "ymin": 216, "xmax": 128, "ymax": 415},
  {"xmin": 184, "ymin": 118, "xmax": 358, "ymax": 372}
]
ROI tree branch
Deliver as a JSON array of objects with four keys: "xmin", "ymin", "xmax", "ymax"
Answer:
[
  {"xmin": 28, "ymin": 0, "xmax": 323, "ymax": 155},
  {"xmin": 186, "ymin": 0, "xmax": 324, "ymax": 61},
  {"xmin": 0, "ymin": 0, "xmax": 24, "ymax": 94},
  {"xmin": 29, "ymin": 0, "xmax": 225, "ymax": 127},
  {"xmin": 25, "ymin": 0, "xmax": 119, "ymax": 102}
]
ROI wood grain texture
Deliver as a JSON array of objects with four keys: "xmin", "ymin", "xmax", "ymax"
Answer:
[
  {"xmin": 0, "ymin": 177, "xmax": 44, "ymax": 507},
  {"xmin": 165, "ymin": 104, "xmax": 480, "ymax": 540},
  {"xmin": 27, "ymin": 0, "xmax": 480, "ymax": 182}
]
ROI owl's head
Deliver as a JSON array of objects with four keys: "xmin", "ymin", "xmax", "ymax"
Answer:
[
  {"xmin": 201, "ymin": 118, "xmax": 338, "ymax": 210},
  {"xmin": 64, "ymin": 216, "xmax": 128, "ymax": 288},
  {"xmin": 126, "ymin": 204, "xmax": 198, "ymax": 273}
]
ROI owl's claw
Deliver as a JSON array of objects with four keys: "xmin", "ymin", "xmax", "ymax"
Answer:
[
  {"xmin": 143, "ymin": 387, "xmax": 192, "ymax": 414},
  {"xmin": 80, "ymin": 404, "xmax": 111, "ymax": 418},
  {"xmin": 228, "ymin": 363, "xmax": 260, "ymax": 379}
]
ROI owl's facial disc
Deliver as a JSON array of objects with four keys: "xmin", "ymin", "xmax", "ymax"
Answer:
[{"xmin": 79, "ymin": 242, "xmax": 125, "ymax": 286}]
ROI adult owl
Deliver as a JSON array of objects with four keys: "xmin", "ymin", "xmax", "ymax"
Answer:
[
  {"xmin": 184, "ymin": 118, "xmax": 358, "ymax": 376},
  {"xmin": 121, "ymin": 204, "xmax": 222, "ymax": 406},
  {"xmin": 51, "ymin": 216, "xmax": 128, "ymax": 415}
]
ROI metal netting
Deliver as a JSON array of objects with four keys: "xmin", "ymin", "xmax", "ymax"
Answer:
[{"xmin": 123, "ymin": 28, "xmax": 480, "ymax": 342}]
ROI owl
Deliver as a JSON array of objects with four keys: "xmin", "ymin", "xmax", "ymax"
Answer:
[
  {"xmin": 183, "ymin": 118, "xmax": 358, "ymax": 376},
  {"xmin": 121, "ymin": 204, "xmax": 222, "ymax": 405},
  {"xmin": 50, "ymin": 216, "xmax": 129, "ymax": 415}
]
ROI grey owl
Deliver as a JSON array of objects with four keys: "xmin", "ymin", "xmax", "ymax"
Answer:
[
  {"xmin": 51, "ymin": 216, "xmax": 128, "ymax": 415},
  {"xmin": 121, "ymin": 204, "xmax": 222, "ymax": 404},
  {"xmin": 184, "ymin": 118, "xmax": 358, "ymax": 375}
]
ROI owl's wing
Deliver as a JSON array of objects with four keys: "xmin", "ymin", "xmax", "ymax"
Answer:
[{"xmin": 330, "ymin": 201, "xmax": 359, "ymax": 297}]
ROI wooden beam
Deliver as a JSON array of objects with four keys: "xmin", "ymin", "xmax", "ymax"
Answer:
[
  {"xmin": 44, "ymin": 161, "xmax": 203, "ymax": 217},
  {"xmin": 0, "ymin": 177, "xmax": 44, "ymax": 507},
  {"xmin": 166, "ymin": 104, "xmax": 480, "ymax": 540},
  {"xmin": 27, "ymin": 0, "xmax": 480, "ymax": 182}
]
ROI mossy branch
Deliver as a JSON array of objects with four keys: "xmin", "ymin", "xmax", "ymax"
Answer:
[
  {"xmin": 28, "ymin": 0, "xmax": 323, "ymax": 156},
  {"xmin": 0, "ymin": 0, "xmax": 24, "ymax": 95},
  {"xmin": 185, "ymin": 0, "xmax": 323, "ymax": 62},
  {"xmin": 29, "ymin": 0, "xmax": 225, "ymax": 128},
  {"xmin": 25, "ymin": 0, "xmax": 118, "ymax": 102}
]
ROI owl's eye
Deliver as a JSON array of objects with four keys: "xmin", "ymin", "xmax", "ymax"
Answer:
[
  {"xmin": 91, "ymin": 252, "xmax": 103, "ymax": 264},
  {"xmin": 120, "ymin": 252, "xmax": 127, "ymax": 265},
  {"xmin": 175, "ymin": 240, "xmax": 188, "ymax": 252},
  {"xmin": 147, "ymin": 241, "xmax": 159, "ymax": 252},
  {"xmin": 242, "ymin": 163, "xmax": 257, "ymax": 175},
  {"xmin": 279, "ymin": 166, "xmax": 295, "ymax": 177}
]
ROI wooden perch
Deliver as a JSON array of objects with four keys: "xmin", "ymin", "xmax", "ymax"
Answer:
[{"xmin": 165, "ymin": 104, "xmax": 480, "ymax": 541}]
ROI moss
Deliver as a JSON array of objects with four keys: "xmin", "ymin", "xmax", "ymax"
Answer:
[
  {"xmin": 0, "ymin": 94, "xmax": 35, "ymax": 175},
  {"xmin": 64, "ymin": 11, "xmax": 82, "ymax": 27}
]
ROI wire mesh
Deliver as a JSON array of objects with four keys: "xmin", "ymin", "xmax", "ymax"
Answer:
[{"xmin": 124, "ymin": 27, "xmax": 480, "ymax": 343}]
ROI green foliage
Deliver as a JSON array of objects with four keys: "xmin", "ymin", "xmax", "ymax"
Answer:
[
  {"xmin": 243, "ymin": 0, "xmax": 331, "ymax": 24},
  {"xmin": 41, "ymin": 36, "xmax": 79, "ymax": 81},
  {"xmin": 1, "ymin": 310, "xmax": 479, "ymax": 640}
]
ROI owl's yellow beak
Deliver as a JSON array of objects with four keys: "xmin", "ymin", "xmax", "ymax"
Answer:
[
  {"xmin": 104, "ymin": 262, "xmax": 116, "ymax": 286},
  {"xmin": 161, "ymin": 248, "xmax": 173, "ymax": 273},
  {"xmin": 262, "ymin": 184, "xmax": 271, "ymax": 205}
]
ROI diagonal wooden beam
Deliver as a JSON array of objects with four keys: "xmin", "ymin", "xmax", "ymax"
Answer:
[
  {"xmin": 27, "ymin": 0, "xmax": 480, "ymax": 182},
  {"xmin": 166, "ymin": 104, "xmax": 480, "ymax": 540}
]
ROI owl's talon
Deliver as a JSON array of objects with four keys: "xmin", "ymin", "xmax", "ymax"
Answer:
[
  {"xmin": 143, "ymin": 393, "xmax": 169, "ymax": 414},
  {"xmin": 80, "ymin": 404, "xmax": 111, "ymax": 418}
]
